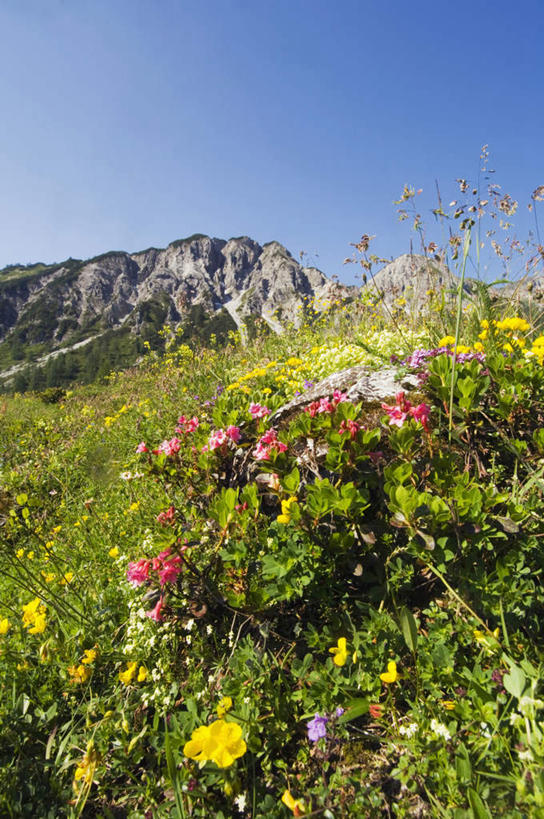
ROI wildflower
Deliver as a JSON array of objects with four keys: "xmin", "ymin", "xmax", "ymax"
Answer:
[
  {"xmin": 0, "ymin": 618, "xmax": 11, "ymax": 635},
  {"xmin": 234, "ymin": 793, "xmax": 247, "ymax": 812},
  {"xmin": 68, "ymin": 664, "xmax": 92, "ymax": 684},
  {"xmin": 225, "ymin": 425, "xmax": 241, "ymax": 443},
  {"xmin": 281, "ymin": 789, "xmax": 307, "ymax": 816},
  {"xmin": 184, "ymin": 719, "xmax": 247, "ymax": 768},
  {"xmin": 277, "ymin": 496, "xmax": 298, "ymax": 524},
  {"xmin": 156, "ymin": 506, "xmax": 176, "ymax": 526},
  {"xmin": 81, "ymin": 648, "xmax": 97, "ymax": 665},
  {"xmin": 368, "ymin": 703, "xmax": 383, "ymax": 719},
  {"xmin": 136, "ymin": 441, "xmax": 148, "ymax": 453},
  {"xmin": 430, "ymin": 718, "xmax": 451, "ymax": 741},
  {"xmin": 119, "ymin": 661, "xmax": 138, "ymax": 685},
  {"xmin": 399, "ymin": 722, "xmax": 418, "ymax": 738},
  {"xmin": 126, "ymin": 558, "xmax": 152, "ymax": 586},
  {"xmin": 157, "ymin": 437, "xmax": 182, "ymax": 457},
  {"xmin": 252, "ymin": 429, "xmax": 287, "ymax": 460},
  {"xmin": 307, "ymin": 713, "xmax": 329, "ymax": 742},
  {"xmin": 441, "ymin": 700, "xmax": 455, "ymax": 710},
  {"xmin": 137, "ymin": 665, "xmax": 148, "ymax": 682},
  {"xmin": 108, "ymin": 546, "xmax": 119, "ymax": 558},
  {"xmin": 22, "ymin": 597, "xmax": 47, "ymax": 634},
  {"xmin": 380, "ymin": 660, "xmax": 399, "ymax": 683},
  {"xmin": 145, "ymin": 597, "xmax": 164, "ymax": 622},
  {"xmin": 335, "ymin": 706, "xmax": 345, "ymax": 717},
  {"xmin": 339, "ymin": 418, "xmax": 361, "ymax": 439},
  {"xmin": 329, "ymin": 637, "xmax": 348, "ymax": 667},
  {"xmin": 217, "ymin": 696, "xmax": 233, "ymax": 717},
  {"xmin": 73, "ymin": 743, "xmax": 100, "ymax": 789},
  {"xmin": 249, "ymin": 402, "xmax": 270, "ymax": 419}
]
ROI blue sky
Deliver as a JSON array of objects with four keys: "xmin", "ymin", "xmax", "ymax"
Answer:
[{"xmin": 0, "ymin": 0, "xmax": 542, "ymax": 284}]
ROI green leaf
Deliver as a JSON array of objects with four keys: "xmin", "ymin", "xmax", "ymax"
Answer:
[
  {"xmin": 467, "ymin": 788, "xmax": 492, "ymax": 818},
  {"xmin": 503, "ymin": 663, "xmax": 527, "ymax": 700},
  {"xmin": 338, "ymin": 698, "xmax": 368, "ymax": 723},
  {"xmin": 399, "ymin": 607, "xmax": 418, "ymax": 653}
]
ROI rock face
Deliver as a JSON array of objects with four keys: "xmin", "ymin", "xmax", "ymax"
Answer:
[
  {"xmin": 361, "ymin": 253, "xmax": 469, "ymax": 308},
  {"xmin": 0, "ymin": 235, "xmax": 351, "ymax": 353}
]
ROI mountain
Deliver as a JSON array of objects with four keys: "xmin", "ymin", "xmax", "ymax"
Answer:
[
  {"xmin": 0, "ymin": 235, "xmax": 351, "ymax": 391},
  {"xmin": 360, "ymin": 253, "xmax": 470, "ymax": 307}
]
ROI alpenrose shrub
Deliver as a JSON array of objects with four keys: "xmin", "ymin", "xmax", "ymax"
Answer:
[{"xmin": 1, "ymin": 307, "xmax": 544, "ymax": 817}]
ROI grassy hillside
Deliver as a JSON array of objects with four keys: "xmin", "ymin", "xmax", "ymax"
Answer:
[{"xmin": 1, "ymin": 273, "xmax": 544, "ymax": 818}]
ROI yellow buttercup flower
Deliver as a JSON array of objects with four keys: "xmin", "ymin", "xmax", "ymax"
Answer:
[
  {"xmin": 137, "ymin": 665, "xmax": 148, "ymax": 682},
  {"xmin": 184, "ymin": 719, "xmax": 246, "ymax": 768},
  {"xmin": 438, "ymin": 335, "xmax": 456, "ymax": 347},
  {"xmin": 217, "ymin": 696, "xmax": 233, "ymax": 717},
  {"xmin": 0, "ymin": 618, "xmax": 10, "ymax": 635},
  {"xmin": 108, "ymin": 547, "xmax": 119, "ymax": 558},
  {"xmin": 277, "ymin": 496, "xmax": 298, "ymax": 524},
  {"xmin": 329, "ymin": 637, "xmax": 348, "ymax": 667},
  {"xmin": 380, "ymin": 660, "xmax": 399, "ymax": 684}
]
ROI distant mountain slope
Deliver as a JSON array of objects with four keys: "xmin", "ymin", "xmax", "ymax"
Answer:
[{"xmin": 0, "ymin": 235, "xmax": 351, "ymax": 391}]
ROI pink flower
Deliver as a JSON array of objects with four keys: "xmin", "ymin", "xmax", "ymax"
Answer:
[
  {"xmin": 381, "ymin": 392, "xmax": 412, "ymax": 428},
  {"xmin": 332, "ymin": 390, "xmax": 348, "ymax": 405},
  {"xmin": 145, "ymin": 597, "xmax": 164, "ymax": 621},
  {"xmin": 249, "ymin": 403, "xmax": 270, "ymax": 419},
  {"xmin": 136, "ymin": 441, "xmax": 148, "ymax": 453},
  {"xmin": 208, "ymin": 429, "xmax": 228, "ymax": 450},
  {"xmin": 126, "ymin": 558, "xmax": 152, "ymax": 586},
  {"xmin": 157, "ymin": 506, "xmax": 176, "ymax": 526},
  {"xmin": 158, "ymin": 437, "xmax": 182, "ymax": 456},
  {"xmin": 252, "ymin": 429, "xmax": 287, "ymax": 460},
  {"xmin": 226, "ymin": 425, "xmax": 241, "ymax": 443},
  {"xmin": 339, "ymin": 419, "xmax": 361, "ymax": 439},
  {"xmin": 410, "ymin": 402, "xmax": 431, "ymax": 432},
  {"xmin": 158, "ymin": 557, "xmax": 183, "ymax": 586},
  {"xmin": 177, "ymin": 415, "xmax": 199, "ymax": 434}
]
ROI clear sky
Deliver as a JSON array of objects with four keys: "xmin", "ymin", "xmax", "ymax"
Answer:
[{"xmin": 0, "ymin": 0, "xmax": 542, "ymax": 284}]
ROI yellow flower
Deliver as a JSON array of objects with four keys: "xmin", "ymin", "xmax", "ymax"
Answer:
[
  {"xmin": 22, "ymin": 597, "xmax": 47, "ymax": 634},
  {"xmin": 108, "ymin": 547, "xmax": 119, "ymax": 558},
  {"xmin": 81, "ymin": 648, "xmax": 97, "ymax": 665},
  {"xmin": 438, "ymin": 335, "xmax": 456, "ymax": 347},
  {"xmin": 217, "ymin": 696, "xmax": 233, "ymax": 717},
  {"xmin": 380, "ymin": 660, "xmax": 399, "ymax": 683},
  {"xmin": 473, "ymin": 341, "xmax": 484, "ymax": 352},
  {"xmin": 441, "ymin": 700, "xmax": 455, "ymax": 710},
  {"xmin": 0, "ymin": 618, "xmax": 10, "ymax": 635},
  {"xmin": 73, "ymin": 742, "xmax": 100, "ymax": 790},
  {"xmin": 184, "ymin": 719, "xmax": 246, "ymax": 768},
  {"xmin": 281, "ymin": 789, "xmax": 307, "ymax": 815},
  {"xmin": 277, "ymin": 496, "xmax": 298, "ymax": 524},
  {"xmin": 68, "ymin": 664, "xmax": 92, "ymax": 684},
  {"xmin": 16, "ymin": 548, "xmax": 25, "ymax": 559},
  {"xmin": 119, "ymin": 661, "xmax": 138, "ymax": 685},
  {"xmin": 61, "ymin": 572, "xmax": 74, "ymax": 585},
  {"xmin": 329, "ymin": 637, "xmax": 348, "ymax": 667},
  {"xmin": 137, "ymin": 665, "xmax": 147, "ymax": 682}
]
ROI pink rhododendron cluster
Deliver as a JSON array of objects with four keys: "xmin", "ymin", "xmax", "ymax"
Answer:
[
  {"xmin": 249, "ymin": 403, "xmax": 270, "ymax": 419},
  {"xmin": 305, "ymin": 390, "xmax": 348, "ymax": 418},
  {"xmin": 381, "ymin": 392, "xmax": 431, "ymax": 432},
  {"xmin": 339, "ymin": 419, "xmax": 361, "ymax": 439},
  {"xmin": 155, "ymin": 437, "xmax": 182, "ymax": 457},
  {"xmin": 175, "ymin": 415, "xmax": 200, "ymax": 435},
  {"xmin": 156, "ymin": 506, "xmax": 176, "ymax": 526},
  {"xmin": 252, "ymin": 429, "xmax": 288, "ymax": 461},
  {"xmin": 203, "ymin": 426, "xmax": 241, "ymax": 452}
]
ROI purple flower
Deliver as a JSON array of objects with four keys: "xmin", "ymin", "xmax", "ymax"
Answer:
[
  {"xmin": 307, "ymin": 713, "xmax": 329, "ymax": 742},
  {"xmin": 335, "ymin": 707, "xmax": 345, "ymax": 717}
]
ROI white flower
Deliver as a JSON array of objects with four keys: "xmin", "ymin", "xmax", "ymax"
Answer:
[
  {"xmin": 480, "ymin": 722, "xmax": 492, "ymax": 739},
  {"xmin": 399, "ymin": 722, "xmax": 418, "ymax": 738},
  {"xmin": 206, "ymin": 624, "xmax": 213, "ymax": 635},
  {"xmin": 184, "ymin": 619, "xmax": 195, "ymax": 631},
  {"xmin": 234, "ymin": 793, "xmax": 247, "ymax": 812},
  {"xmin": 430, "ymin": 719, "xmax": 451, "ymax": 741}
]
